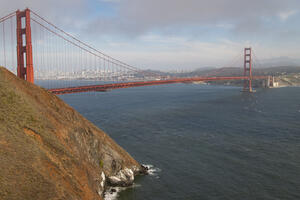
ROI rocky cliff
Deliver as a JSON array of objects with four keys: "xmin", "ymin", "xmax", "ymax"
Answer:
[{"xmin": 0, "ymin": 67, "xmax": 145, "ymax": 200}]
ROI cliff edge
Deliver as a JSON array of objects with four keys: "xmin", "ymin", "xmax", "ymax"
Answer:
[{"xmin": 0, "ymin": 67, "xmax": 144, "ymax": 200}]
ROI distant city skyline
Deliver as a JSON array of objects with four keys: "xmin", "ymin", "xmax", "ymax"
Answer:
[{"xmin": 1, "ymin": 0, "xmax": 300, "ymax": 70}]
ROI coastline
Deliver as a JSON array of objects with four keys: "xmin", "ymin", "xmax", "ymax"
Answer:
[{"xmin": 104, "ymin": 165, "xmax": 160, "ymax": 200}]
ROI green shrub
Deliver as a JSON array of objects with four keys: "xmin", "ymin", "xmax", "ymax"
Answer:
[{"xmin": 99, "ymin": 160, "xmax": 104, "ymax": 168}]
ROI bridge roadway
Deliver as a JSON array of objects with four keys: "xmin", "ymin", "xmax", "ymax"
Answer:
[{"xmin": 48, "ymin": 76, "xmax": 267, "ymax": 95}]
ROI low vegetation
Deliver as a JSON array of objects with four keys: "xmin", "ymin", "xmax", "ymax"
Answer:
[{"xmin": 0, "ymin": 67, "xmax": 141, "ymax": 200}]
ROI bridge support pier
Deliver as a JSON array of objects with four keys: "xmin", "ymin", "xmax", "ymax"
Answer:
[
  {"xmin": 16, "ymin": 9, "xmax": 34, "ymax": 83},
  {"xmin": 242, "ymin": 47, "xmax": 254, "ymax": 92},
  {"xmin": 266, "ymin": 76, "xmax": 275, "ymax": 88}
]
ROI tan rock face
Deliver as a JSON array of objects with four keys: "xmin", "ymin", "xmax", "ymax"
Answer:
[
  {"xmin": 107, "ymin": 168, "xmax": 135, "ymax": 187},
  {"xmin": 0, "ymin": 67, "xmax": 142, "ymax": 200}
]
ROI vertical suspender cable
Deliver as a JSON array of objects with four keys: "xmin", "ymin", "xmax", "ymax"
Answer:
[
  {"xmin": 3, "ymin": 21, "xmax": 6, "ymax": 67},
  {"xmin": 10, "ymin": 17, "xmax": 13, "ymax": 71}
]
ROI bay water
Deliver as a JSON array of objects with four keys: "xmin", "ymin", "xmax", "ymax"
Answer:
[{"xmin": 56, "ymin": 84, "xmax": 300, "ymax": 200}]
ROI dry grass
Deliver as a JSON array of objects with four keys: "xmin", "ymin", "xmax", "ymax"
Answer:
[{"xmin": 0, "ymin": 67, "xmax": 140, "ymax": 200}]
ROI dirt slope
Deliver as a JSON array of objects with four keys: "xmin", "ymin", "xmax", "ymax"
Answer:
[{"xmin": 0, "ymin": 67, "xmax": 142, "ymax": 200}]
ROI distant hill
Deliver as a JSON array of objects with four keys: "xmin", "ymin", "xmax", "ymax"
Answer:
[
  {"xmin": 258, "ymin": 57, "xmax": 300, "ymax": 67},
  {"xmin": 154, "ymin": 66, "xmax": 300, "ymax": 77},
  {"xmin": 0, "ymin": 67, "xmax": 144, "ymax": 200},
  {"xmin": 253, "ymin": 66, "xmax": 300, "ymax": 75}
]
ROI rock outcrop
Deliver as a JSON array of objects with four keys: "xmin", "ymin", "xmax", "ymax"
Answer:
[
  {"xmin": 107, "ymin": 168, "xmax": 135, "ymax": 187},
  {"xmin": 0, "ymin": 67, "xmax": 145, "ymax": 200}
]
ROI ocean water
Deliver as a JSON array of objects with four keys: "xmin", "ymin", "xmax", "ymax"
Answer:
[{"xmin": 57, "ymin": 84, "xmax": 300, "ymax": 200}]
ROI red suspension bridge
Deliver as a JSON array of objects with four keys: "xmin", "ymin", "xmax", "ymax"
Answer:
[{"xmin": 0, "ymin": 9, "xmax": 268, "ymax": 95}]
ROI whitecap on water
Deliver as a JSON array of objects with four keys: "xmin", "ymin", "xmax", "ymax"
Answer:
[
  {"xmin": 104, "ymin": 187, "xmax": 124, "ymax": 200},
  {"xmin": 143, "ymin": 164, "xmax": 161, "ymax": 178},
  {"xmin": 104, "ymin": 184, "xmax": 141, "ymax": 200}
]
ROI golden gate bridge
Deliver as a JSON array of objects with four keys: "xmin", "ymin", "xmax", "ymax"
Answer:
[{"xmin": 0, "ymin": 8, "xmax": 268, "ymax": 95}]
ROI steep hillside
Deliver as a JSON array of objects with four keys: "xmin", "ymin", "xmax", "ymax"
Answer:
[{"xmin": 0, "ymin": 67, "xmax": 145, "ymax": 200}]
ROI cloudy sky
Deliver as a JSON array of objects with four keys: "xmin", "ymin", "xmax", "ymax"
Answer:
[{"xmin": 2, "ymin": 0, "xmax": 300, "ymax": 70}]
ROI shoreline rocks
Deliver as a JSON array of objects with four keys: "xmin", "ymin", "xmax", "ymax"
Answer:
[
  {"xmin": 107, "ymin": 168, "xmax": 134, "ymax": 187},
  {"xmin": 102, "ymin": 164, "xmax": 149, "ymax": 199},
  {"xmin": 107, "ymin": 164, "xmax": 148, "ymax": 187}
]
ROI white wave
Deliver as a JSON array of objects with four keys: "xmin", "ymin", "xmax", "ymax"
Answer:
[
  {"xmin": 104, "ymin": 187, "xmax": 125, "ymax": 200},
  {"xmin": 104, "ymin": 184, "xmax": 141, "ymax": 200},
  {"xmin": 142, "ymin": 164, "xmax": 161, "ymax": 178}
]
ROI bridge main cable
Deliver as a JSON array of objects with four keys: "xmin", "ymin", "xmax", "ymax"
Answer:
[{"xmin": 0, "ymin": 11, "xmax": 16, "ymax": 23}]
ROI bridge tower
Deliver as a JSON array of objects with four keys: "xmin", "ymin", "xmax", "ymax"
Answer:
[
  {"xmin": 243, "ymin": 47, "xmax": 253, "ymax": 92},
  {"xmin": 16, "ymin": 9, "xmax": 34, "ymax": 83}
]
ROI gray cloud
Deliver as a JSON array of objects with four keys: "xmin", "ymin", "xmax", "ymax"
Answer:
[
  {"xmin": 2, "ymin": 0, "xmax": 300, "ymax": 69},
  {"xmin": 2, "ymin": 0, "xmax": 299, "ymax": 38},
  {"xmin": 86, "ymin": 0, "xmax": 300, "ymax": 37},
  {"xmin": 0, "ymin": 0, "xmax": 87, "ymax": 29}
]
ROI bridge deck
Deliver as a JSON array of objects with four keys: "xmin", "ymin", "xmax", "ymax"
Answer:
[{"xmin": 48, "ymin": 76, "xmax": 267, "ymax": 95}]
